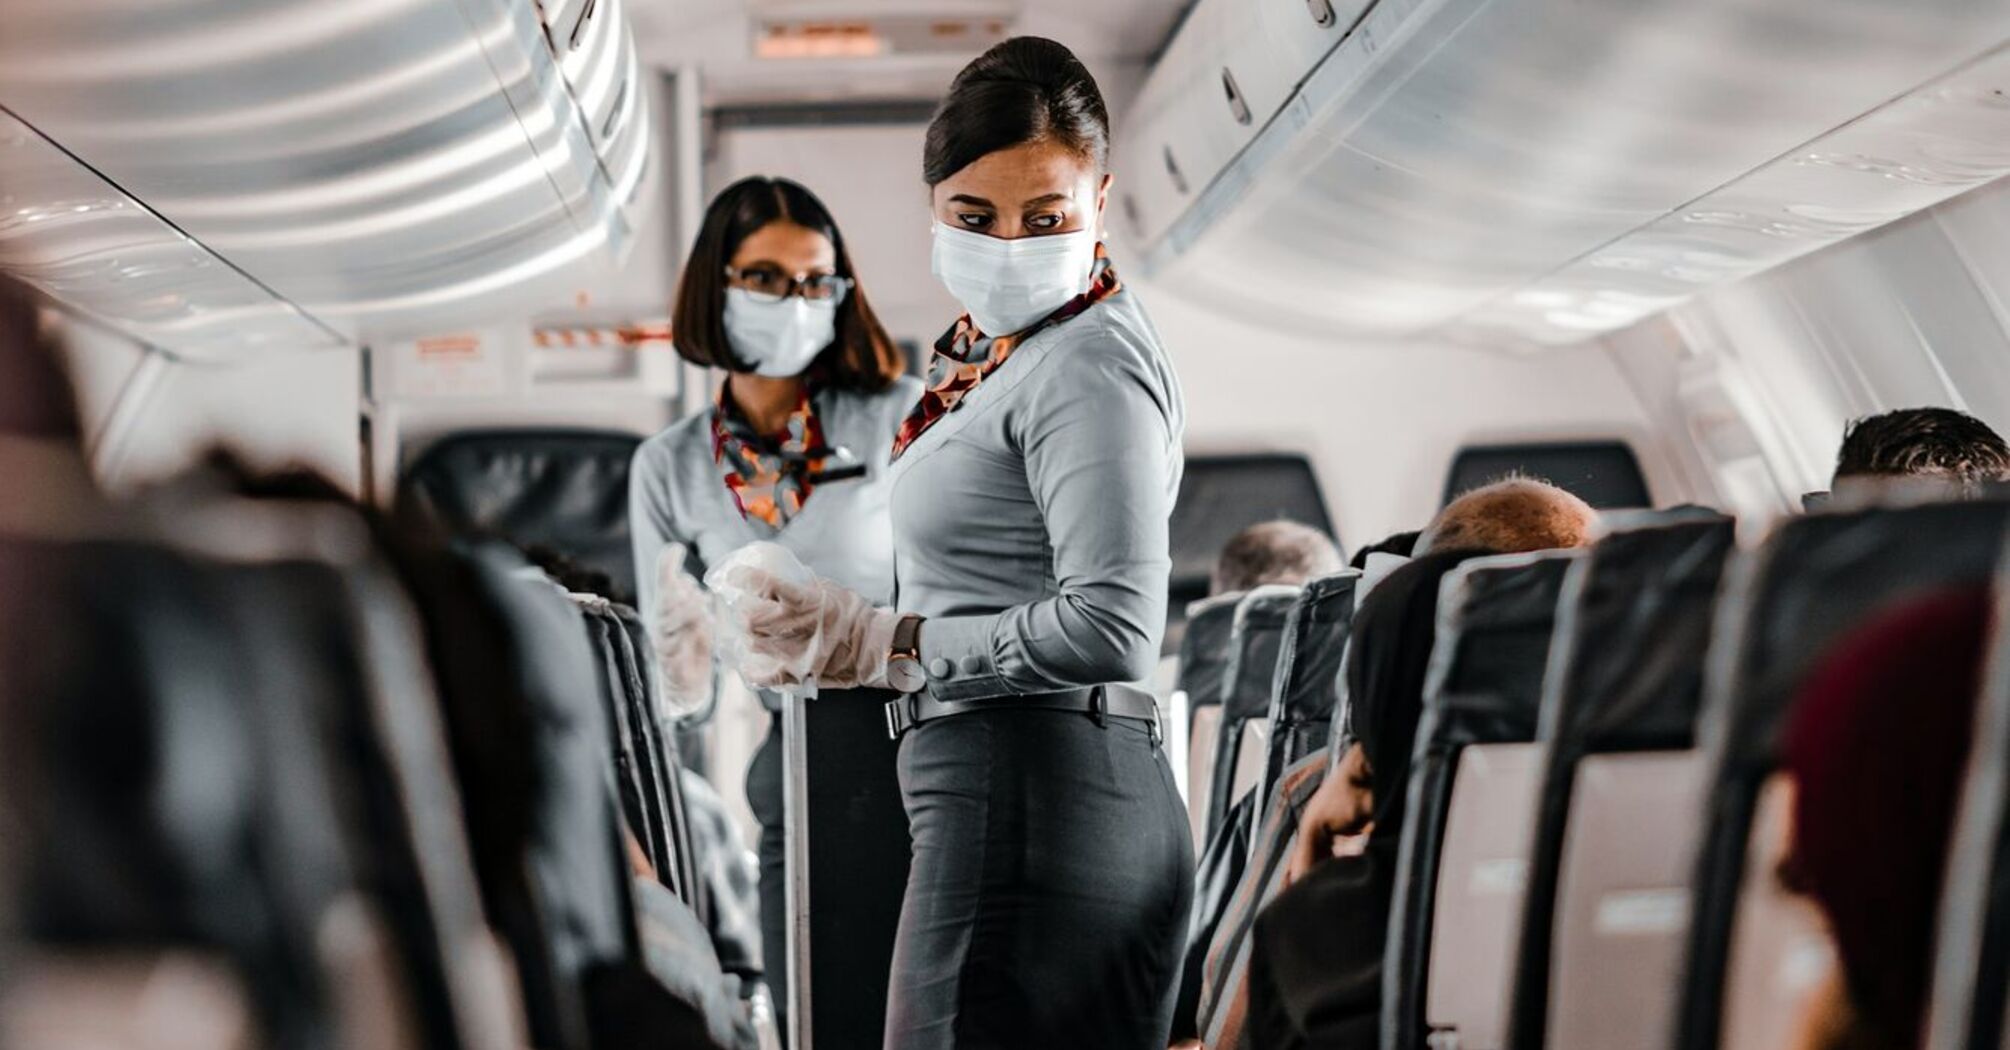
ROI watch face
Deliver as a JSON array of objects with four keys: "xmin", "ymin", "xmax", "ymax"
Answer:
[{"xmin": 887, "ymin": 657, "xmax": 926, "ymax": 694}]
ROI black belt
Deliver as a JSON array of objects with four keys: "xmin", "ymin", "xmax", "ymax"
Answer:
[{"xmin": 884, "ymin": 684, "xmax": 1163, "ymax": 745}]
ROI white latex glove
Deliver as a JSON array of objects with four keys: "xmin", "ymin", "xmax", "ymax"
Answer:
[
  {"xmin": 707, "ymin": 543, "xmax": 898, "ymax": 692},
  {"xmin": 651, "ymin": 544, "xmax": 715, "ymax": 717}
]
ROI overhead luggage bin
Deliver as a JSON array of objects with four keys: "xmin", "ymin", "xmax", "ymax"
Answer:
[
  {"xmin": 1115, "ymin": 0, "xmax": 1368, "ymax": 250},
  {"xmin": 1116, "ymin": 0, "xmax": 2010, "ymax": 345},
  {"xmin": 0, "ymin": 0, "xmax": 655, "ymax": 348}
]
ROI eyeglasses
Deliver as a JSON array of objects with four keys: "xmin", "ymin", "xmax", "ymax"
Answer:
[{"xmin": 725, "ymin": 265, "xmax": 854, "ymax": 303}]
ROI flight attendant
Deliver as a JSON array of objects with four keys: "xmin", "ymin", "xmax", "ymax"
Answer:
[
  {"xmin": 716, "ymin": 37, "xmax": 1193, "ymax": 1049},
  {"xmin": 628, "ymin": 175, "xmax": 919, "ymax": 1039}
]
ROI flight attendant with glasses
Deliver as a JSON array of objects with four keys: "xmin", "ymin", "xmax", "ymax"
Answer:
[{"xmin": 630, "ymin": 175, "xmax": 919, "ymax": 1041}]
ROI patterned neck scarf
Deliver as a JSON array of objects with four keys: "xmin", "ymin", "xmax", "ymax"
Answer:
[
  {"xmin": 712, "ymin": 385, "xmax": 830, "ymax": 528},
  {"xmin": 891, "ymin": 245, "xmax": 1121, "ymax": 460}
]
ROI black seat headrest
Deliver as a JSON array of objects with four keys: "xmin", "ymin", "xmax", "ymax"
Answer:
[
  {"xmin": 1422, "ymin": 551, "xmax": 1581, "ymax": 746},
  {"xmin": 1540, "ymin": 515, "xmax": 1738, "ymax": 753},
  {"xmin": 1271, "ymin": 571, "xmax": 1362, "ymax": 729},
  {"xmin": 1176, "ymin": 593, "xmax": 1243, "ymax": 712},
  {"xmin": 399, "ymin": 429, "xmax": 643, "ymax": 601},
  {"xmin": 1253, "ymin": 571, "xmax": 1362, "ymax": 810},
  {"xmin": 1220, "ymin": 586, "xmax": 1302, "ymax": 719}
]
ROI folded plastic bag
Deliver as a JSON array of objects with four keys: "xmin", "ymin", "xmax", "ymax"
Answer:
[{"xmin": 705, "ymin": 542, "xmax": 826, "ymax": 698}]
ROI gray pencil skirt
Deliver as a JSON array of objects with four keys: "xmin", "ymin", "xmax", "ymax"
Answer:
[{"xmin": 882, "ymin": 704, "xmax": 1195, "ymax": 1050}]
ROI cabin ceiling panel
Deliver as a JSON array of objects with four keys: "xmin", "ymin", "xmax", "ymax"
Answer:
[
  {"xmin": 0, "ymin": 0, "xmax": 652, "ymax": 348},
  {"xmin": 1123, "ymin": 0, "xmax": 2010, "ymax": 347}
]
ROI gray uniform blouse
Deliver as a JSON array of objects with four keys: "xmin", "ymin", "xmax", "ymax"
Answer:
[
  {"xmin": 891, "ymin": 288, "xmax": 1186, "ymax": 703},
  {"xmin": 630, "ymin": 377, "xmax": 923, "ymax": 623}
]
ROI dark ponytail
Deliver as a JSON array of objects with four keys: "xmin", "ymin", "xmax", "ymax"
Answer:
[{"xmin": 923, "ymin": 36, "xmax": 1109, "ymax": 186}]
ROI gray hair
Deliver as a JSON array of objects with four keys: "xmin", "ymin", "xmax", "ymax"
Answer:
[{"xmin": 1210, "ymin": 519, "xmax": 1344, "ymax": 596}]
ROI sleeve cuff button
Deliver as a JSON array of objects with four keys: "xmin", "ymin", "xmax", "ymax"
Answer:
[{"xmin": 928, "ymin": 658, "xmax": 954, "ymax": 679}]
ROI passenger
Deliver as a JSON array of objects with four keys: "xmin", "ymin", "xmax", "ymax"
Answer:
[
  {"xmin": 1778, "ymin": 588, "xmax": 1991, "ymax": 1050},
  {"xmin": 714, "ymin": 36, "xmax": 1191, "ymax": 1049},
  {"xmin": 1814, "ymin": 407, "xmax": 2010, "ymax": 506},
  {"xmin": 1242, "ymin": 479, "xmax": 1596, "ymax": 1050},
  {"xmin": 1211, "ymin": 520, "xmax": 1343, "ymax": 595},
  {"xmin": 628, "ymin": 175, "xmax": 919, "ymax": 1040}
]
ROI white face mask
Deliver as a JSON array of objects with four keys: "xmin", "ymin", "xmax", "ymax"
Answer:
[
  {"xmin": 722, "ymin": 287, "xmax": 839, "ymax": 378},
  {"xmin": 930, "ymin": 222, "xmax": 1098, "ymax": 337}
]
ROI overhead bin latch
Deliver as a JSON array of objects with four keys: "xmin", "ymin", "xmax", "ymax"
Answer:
[
  {"xmin": 1306, "ymin": 0, "xmax": 1337, "ymax": 27},
  {"xmin": 1222, "ymin": 68, "xmax": 1252, "ymax": 126}
]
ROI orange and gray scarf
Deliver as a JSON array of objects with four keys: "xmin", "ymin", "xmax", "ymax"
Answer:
[
  {"xmin": 712, "ymin": 386, "xmax": 829, "ymax": 528},
  {"xmin": 891, "ymin": 246, "xmax": 1121, "ymax": 460}
]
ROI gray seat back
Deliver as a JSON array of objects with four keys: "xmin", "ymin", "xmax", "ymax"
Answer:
[
  {"xmin": 1675, "ymin": 495, "xmax": 2010, "ymax": 1050},
  {"xmin": 1387, "ymin": 550, "xmax": 1581, "ymax": 1050},
  {"xmin": 1508, "ymin": 515, "xmax": 1736, "ymax": 1050},
  {"xmin": 1203, "ymin": 586, "xmax": 1300, "ymax": 841},
  {"xmin": 1928, "ymin": 576, "xmax": 2010, "ymax": 1050},
  {"xmin": 1256, "ymin": 571, "xmax": 1361, "ymax": 813}
]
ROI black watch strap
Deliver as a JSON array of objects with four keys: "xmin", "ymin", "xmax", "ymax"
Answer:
[{"xmin": 892, "ymin": 613, "xmax": 924, "ymax": 657}]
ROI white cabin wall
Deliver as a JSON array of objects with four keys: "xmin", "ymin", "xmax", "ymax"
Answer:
[
  {"xmin": 1129, "ymin": 280, "xmax": 1668, "ymax": 548},
  {"xmin": 1601, "ymin": 176, "xmax": 2010, "ymax": 521},
  {"xmin": 55, "ymin": 318, "xmax": 364, "ymax": 496}
]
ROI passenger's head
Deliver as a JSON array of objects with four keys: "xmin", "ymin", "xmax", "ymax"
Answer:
[
  {"xmin": 925, "ymin": 36, "xmax": 1110, "ymax": 241},
  {"xmin": 672, "ymin": 176, "xmax": 902, "ymax": 390},
  {"xmin": 1832, "ymin": 408, "xmax": 2010, "ymax": 491},
  {"xmin": 1209, "ymin": 520, "xmax": 1343, "ymax": 596},
  {"xmin": 1781, "ymin": 587, "xmax": 1991, "ymax": 1050},
  {"xmin": 1418, "ymin": 477, "xmax": 1598, "ymax": 556},
  {"xmin": 1340, "ymin": 548, "xmax": 1492, "ymax": 837}
]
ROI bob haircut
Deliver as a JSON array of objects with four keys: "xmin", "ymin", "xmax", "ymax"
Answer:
[
  {"xmin": 923, "ymin": 36, "xmax": 1110, "ymax": 187},
  {"xmin": 672, "ymin": 176, "xmax": 904, "ymax": 391}
]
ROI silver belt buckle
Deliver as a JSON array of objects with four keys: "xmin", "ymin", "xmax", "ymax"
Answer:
[{"xmin": 883, "ymin": 696, "xmax": 913, "ymax": 741}]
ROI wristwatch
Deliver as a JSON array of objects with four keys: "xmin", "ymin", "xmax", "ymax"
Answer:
[{"xmin": 886, "ymin": 614, "xmax": 928, "ymax": 694}]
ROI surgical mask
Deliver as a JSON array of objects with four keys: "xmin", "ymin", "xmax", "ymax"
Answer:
[
  {"xmin": 930, "ymin": 222, "xmax": 1098, "ymax": 337},
  {"xmin": 723, "ymin": 288, "xmax": 839, "ymax": 377}
]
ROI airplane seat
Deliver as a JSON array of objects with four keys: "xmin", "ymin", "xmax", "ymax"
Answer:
[
  {"xmin": 402, "ymin": 539, "xmax": 752, "ymax": 1050},
  {"xmin": 1506, "ymin": 515, "xmax": 1737, "ymax": 1050},
  {"xmin": 1674, "ymin": 496, "xmax": 2010, "ymax": 1050},
  {"xmin": 1184, "ymin": 573, "xmax": 1361, "ymax": 1046},
  {"xmin": 1927, "ymin": 579, "xmax": 2010, "ymax": 1050},
  {"xmin": 397, "ymin": 427, "xmax": 645, "ymax": 601},
  {"xmin": 574, "ymin": 594, "xmax": 700, "ymax": 908},
  {"xmin": 2, "ymin": 542, "xmax": 327, "ymax": 1048},
  {"xmin": 1205, "ymin": 585, "xmax": 1302, "ymax": 843},
  {"xmin": 1388, "ymin": 550, "xmax": 1581, "ymax": 1050},
  {"xmin": 1173, "ymin": 586, "xmax": 1298, "ymax": 1042},
  {"xmin": 1716, "ymin": 775, "xmax": 1832, "ymax": 1050},
  {"xmin": 1, "ymin": 495, "xmax": 521, "ymax": 1050},
  {"xmin": 1180, "ymin": 592, "xmax": 1244, "ymax": 843},
  {"xmin": 1255, "ymin": 570, "xmax": 1362, "ymax": 813}
]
